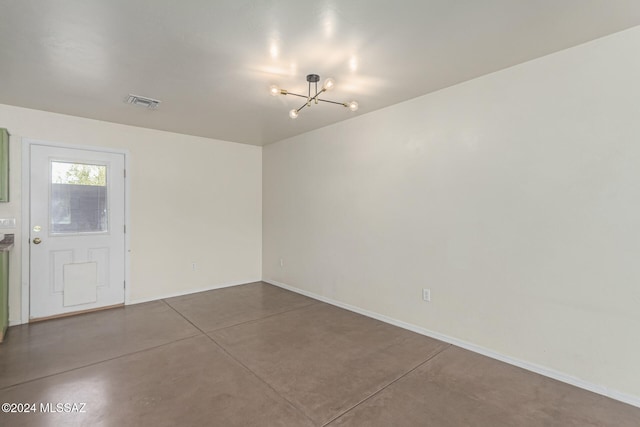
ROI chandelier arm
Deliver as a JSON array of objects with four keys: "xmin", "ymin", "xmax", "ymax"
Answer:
[
  {"xmin": 296, "ymin": 100, "xmax": 310, "ymax": 113},
  {"xmin": 317, "ymin": 98, "xmax": 348, "ymax": 107},
  {"xmin": 283, "ymin": 92, "xmax": 308, "ymax": 99}
]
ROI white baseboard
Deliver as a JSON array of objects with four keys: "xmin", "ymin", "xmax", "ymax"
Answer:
[
  {"xmin": 127, "ymin": 278, "xmax": 262, "ymax": 305},
  {"xmin": 264, "ymin": 278, "xmax": 640, "ymax": 409}
]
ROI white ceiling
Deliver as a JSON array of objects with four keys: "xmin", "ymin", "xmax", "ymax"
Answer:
[{"xmin": 1, "ymin": 1, "xmax": 640, "ymax": 146}]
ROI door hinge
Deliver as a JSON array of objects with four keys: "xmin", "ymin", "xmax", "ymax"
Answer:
[
  {"xmin": 124, "ymin": 169, "xmax": 127, "ymax": 178},
  {"xmin": 124, "ymin": 224, "xmax": 127, "ymax": 234},
  {"xmin": 123, "ymin": 280, "xmax": 126, "ymax": 289}
]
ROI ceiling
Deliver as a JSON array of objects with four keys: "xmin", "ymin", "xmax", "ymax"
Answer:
[{"xmin": 1, "ymin": 1, "xmax": 640, "ymax": 146}]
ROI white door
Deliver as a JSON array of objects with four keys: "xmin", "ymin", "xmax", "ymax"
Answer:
[{"xmin": 29, "ymin": 144, "xmax": 126, "ymax": 320}]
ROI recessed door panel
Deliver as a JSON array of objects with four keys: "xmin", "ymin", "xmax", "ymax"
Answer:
[
  {"xmin": 50, "ymin": 250, "xmax": 73, "ymax": 294},
  {"xmin": 88, "ymin": 247, "xmax": 110, "ymax": 288}
]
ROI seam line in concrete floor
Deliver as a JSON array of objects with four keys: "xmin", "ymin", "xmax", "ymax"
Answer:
[
  {"xmin": 0, "ymin": 332, "xmax": 203, "ymax": 392},
  {"xmin": 161, "ymin": 298, "xmax": 318, "ymax": 426},
  {"xmin": 162, "ymin": 296, "xmax": 321, "ymax": 334},
  {"xmin": 161, "ymin": 296, "xmax": 455, "ymax": 427},
  {"xmin": 321, "ymin": 343, "xmax": 453, "ymax": 426}
]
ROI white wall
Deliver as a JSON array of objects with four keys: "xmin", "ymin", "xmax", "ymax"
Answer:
[
  {"xmin": 263, "ymin": 26, "xmax": 640, "ymax": 402},
  {"xmin": 0, "ymin": 104, "xmax": 262, "ymax": 323}
]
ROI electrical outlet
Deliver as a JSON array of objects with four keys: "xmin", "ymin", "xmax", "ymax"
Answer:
[
  {"xmin": 191, "ymin": 263, "xmax": 197, "ymax": 271},
  {"xmin": 279, "ymin": 258, "xmax": 284, "ymax": 267},
  {"xmin": 422, "ymin": 288, "xmax": 431, "ymax": 302}
]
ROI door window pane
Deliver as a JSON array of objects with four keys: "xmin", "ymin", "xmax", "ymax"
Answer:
[{"xmin": 51, "ymin": 162, "xmax": 108, "ymax": 233}]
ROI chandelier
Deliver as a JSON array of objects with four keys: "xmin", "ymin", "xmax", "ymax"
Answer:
[{"xmin": 270, "ymin": 74, "xmax": 359, "ymax": 119}]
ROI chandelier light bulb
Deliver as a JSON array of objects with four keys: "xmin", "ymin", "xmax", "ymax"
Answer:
[
  {"xmin": 348, "ymin": 101, "xmax": 359, "ymax": 112},
  {"xmin": 323, "ymin": 78, "xmax": 335, "ymax": 91},
  {"xmin": 269, "ymin": 85, "xmax": 280, "ymax": 96},
  {"xmin": 289, "ymin": 109, "xmax": 299, "ymax": 119}
]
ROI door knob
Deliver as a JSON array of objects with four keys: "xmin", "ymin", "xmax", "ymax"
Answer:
[{"xmin": 33, "ymin": 237, "xmax": 42, "ymax": 244}]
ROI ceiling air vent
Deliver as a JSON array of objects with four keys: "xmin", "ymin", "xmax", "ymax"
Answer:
[{"xmin": 125, "ymin": 94, "xmax": 161, "ymax": 109}]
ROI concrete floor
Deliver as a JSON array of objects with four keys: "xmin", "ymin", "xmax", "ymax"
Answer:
[{"xmin": 0, "ymin": 282, "xmax": 638, "ymax": 426}]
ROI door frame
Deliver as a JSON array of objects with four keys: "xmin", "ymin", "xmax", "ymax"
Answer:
[{"xmin": 21, "ymin": 139, "xmax": 131, "ymax": 324}]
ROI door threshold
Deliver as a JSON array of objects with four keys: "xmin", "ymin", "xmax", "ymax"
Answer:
[{"xmin": 29, "ymin": 303, "xmax": 125, "ymax": 323}]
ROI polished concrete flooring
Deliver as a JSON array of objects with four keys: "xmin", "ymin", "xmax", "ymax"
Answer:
[{"xmin": 1, "ymin": 282, "xmax": 638, "ymax": 426}]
